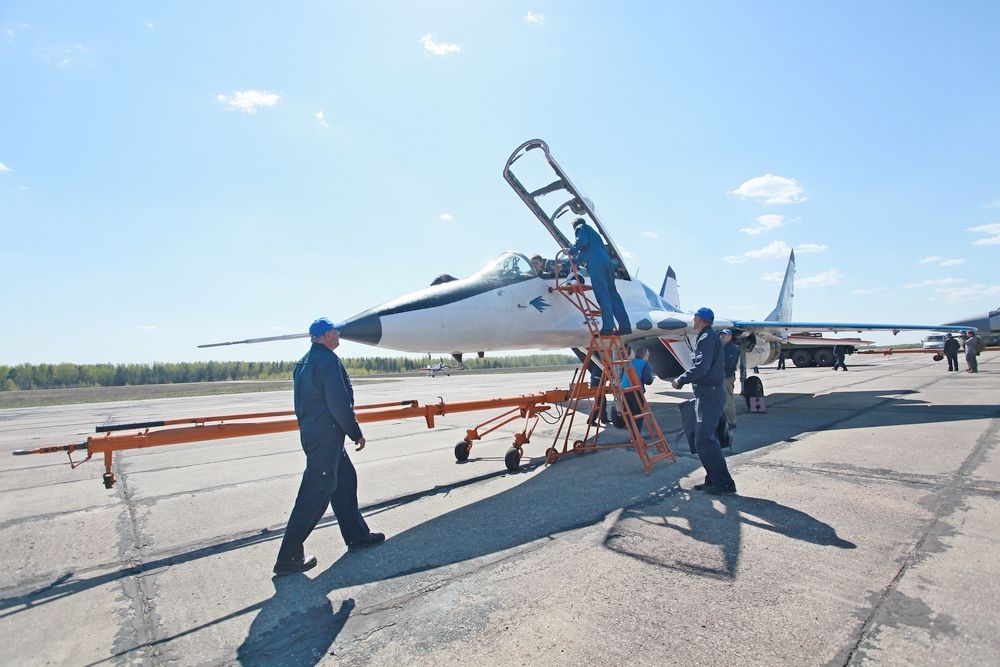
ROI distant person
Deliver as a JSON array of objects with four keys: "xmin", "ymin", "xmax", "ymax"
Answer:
[
  {"xmin": 832, "ymin": 344, "xmax": 848, "ymax": 371},
  {"xmin": 621, "ymin": 345, "xmax": 654, "ymax": 432},
  {"xmin": 671, "ymin": 307, "xmax": 736, "ymax": 495},
  {"xmin": 943, "ymin": 333, "xmax": 961, "ymax": 372},
  {"xmin": 720, "ymin": 330, "xmax": 740, "ymax": 429},
  {"xmin": 964, "ymin": 330, "xmax": 981, "ymax": 373},
  {"xmin": 569, "ymin": 218, "xmax": 631, "ymax": 336},
  {"xmin": 777, "ymin": 349, "xmax": 787, "ymax": 370},
  {"xmin": 273, "ymin": 317, "xmax": 385, "ymax": 577}
]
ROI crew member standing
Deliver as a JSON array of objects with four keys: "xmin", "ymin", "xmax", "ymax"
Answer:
[
  {"xmin": 720, "ymin": 329, "xmax": 740, "ymax": 429},
  {"xmin": 777, "ymin": 349, "xmax": 787, "ymax": 370},
  {"xmin": 943, "ymin": 333, "xmax": 960, "ymax": 372},
  {"xmin": 964, "ymin": 330, "xmax": 981, "ymax": 373},
  {"xmin": 671, "ymin": 308, "xmax": 736, "ymax": 495},
  {"xmin": 832, "ymin": 344, "xmax": 848, "ymax": 371},
  {"xmin": 621, "ymin": 346, "xmax": 654, "ymax": 432},
  {"xmin": 273, "ymin": 317, "xmax": 385, "ymax": 577},
  {"xmin": 569, "ymin": 218, "xmax": 631, "ymax": 336}
]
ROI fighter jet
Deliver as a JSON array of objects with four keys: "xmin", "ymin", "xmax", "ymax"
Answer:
[{"xmin": 201, "ymin": 139, "xmax": 968, "ymax": 391}]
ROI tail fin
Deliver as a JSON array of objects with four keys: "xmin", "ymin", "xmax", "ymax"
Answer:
[
  {"xmin": 765, "ymin": 250, "xmax": 795, "ymax": 321},
  {"xmin": 659, "ymin": 266, "xmax": 680, "ymax": 309}
]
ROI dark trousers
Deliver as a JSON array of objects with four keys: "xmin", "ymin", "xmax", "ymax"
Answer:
[
  {"xmin": 946, "ymin": 351, "xmax": 959, "ymax": 371},
  {"xmin": 694, "ymin": 388, "xmax": 735, "ymax": 489},
  {"xmin": 833, "ymin": 353, "xmax": 847, "ymax": 370},
  {"xmin": 590, "ymin": 263, "xmax": 630, "ymax": 333},
  {"xmin": 624, "ymin": 390, "xmax": 644, "ymax": 433},
  {"xmin": 777, "ymin": 355, "xmax": 786, "ymax": 369},
  {"xmin": 276, "ymin": 434, "xmax": 369, "ymax": 563}
]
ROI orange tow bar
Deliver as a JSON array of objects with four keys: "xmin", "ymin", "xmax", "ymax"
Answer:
[{"xmin": 13, "ymin": 386, "xmax": 599, "ymax": 488}]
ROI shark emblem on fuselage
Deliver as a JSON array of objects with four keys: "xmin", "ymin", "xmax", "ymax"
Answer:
[{"xmin": 529, "ymin": 296, "xmax": 550, "ymax": 313}]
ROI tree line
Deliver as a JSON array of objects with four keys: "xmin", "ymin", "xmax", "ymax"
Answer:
[{"xmin": 0, "ymin": 354, "xmax": 577, "ymax": 391}]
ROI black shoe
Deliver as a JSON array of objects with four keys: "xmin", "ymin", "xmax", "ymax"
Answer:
[
  {"xmin": 699, "ymin": 484, "xmax": 737, "ymax": 496},
  {"xmin": 693, "ymin": 483, "xmax": 708, "ymax": 491},
  {"xmin": 272, "ymin": 555, "xmax": 317, "ymax": 577},
  {"xmin": 615, "ymin": 328, "xmax": 633, "ymax": 336},
  {"xmin": 347, "ymin": 532, "xmax": 385, "ymax": 553}
]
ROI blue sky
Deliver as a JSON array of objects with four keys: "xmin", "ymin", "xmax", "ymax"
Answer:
[{"xmin": 2, "ymin": 2, "xmax": 998, "ymax": 364}]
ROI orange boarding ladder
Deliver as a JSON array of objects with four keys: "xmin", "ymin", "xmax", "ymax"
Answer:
[{"xmin": 547, "ymin": 252, "xmax": 675, "ymax": 473}]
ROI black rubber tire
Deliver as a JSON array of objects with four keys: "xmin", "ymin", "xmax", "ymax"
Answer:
[
  {"xmin": 814, "ymin": 349, "xmax": 834, "ymax": 367},
  {"xmin": 611, "ymin": 406, "xmax": 626, "ymax": 429},
  {"xmin": 454, "ymin": 440, "xmax": 471, "ymax": 462},
  {"xmin": 792, "ymin": 349, "xmax": 813, "ymax": 367},
  {"xmin": 504, "ymin": 447, "xmax": 522, "ymax": 472}
]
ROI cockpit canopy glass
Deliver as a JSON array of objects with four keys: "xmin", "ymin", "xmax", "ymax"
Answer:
[{"xmin": 470, "ymin": 252, "xmax": 537, "ymax": 283}]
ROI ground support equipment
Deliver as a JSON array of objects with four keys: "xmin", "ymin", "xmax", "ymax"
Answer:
[{"xmin": 544, "ymin": 253, "xmax": 675, "ymax": 473}]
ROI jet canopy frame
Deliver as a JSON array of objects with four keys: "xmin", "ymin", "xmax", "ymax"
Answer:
[{"xmin": 503, "ymin": 139, "xmax": 631, "ymax": 281}]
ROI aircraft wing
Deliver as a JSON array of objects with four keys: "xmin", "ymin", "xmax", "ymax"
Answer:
[{"xmin": 732, "ymin": 320, "xmax": 969, "ymax": 339}]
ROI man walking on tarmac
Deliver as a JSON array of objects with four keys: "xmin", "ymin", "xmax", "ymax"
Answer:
[
  {"xmin": 832, "ymin": 344, "xmax": 848, "ymax": 371},
  {"xmin": 569, "ymin": 218, "xmax": 631, "ymax": 336},
  {"xmin": 672, "ymin": 308, "xmax": 737, "ymax": 495},
  {"xmin": 273, "ymin": 317, "xmax": 384, "ymax": 577}
]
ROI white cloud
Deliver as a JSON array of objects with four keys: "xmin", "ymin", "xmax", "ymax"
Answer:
[
  {"xmin": 967, "ymin": 223, "xmax": 1000, "ymax": 246},
  {"xmin": 797, "ymin": 270, "xmax": 841, "ymax": 288},
  {"xmin": 795, "ymin": 243, "xmax": 828, "ymax": 254},
  {"xmin": 524, "ymin": 11, "xmax": 545, "ymax": 24},
  {"xmin": 641, "ymin": 231, "xmax": 659, "ymax": 239},
  {"xmin": 761, "ymin": 271, "xmax": 784, "ymax": 283},
  {"xmin": 0, "ymin": 162, "xmax": 11, "ymax": 173},
  {"xmin": 850, "ymin": 287, "xmax": 891, "ymax": 296},
  {"xmin": 217, "ymin": 90, "xmax": 281, "ymax": 113},
  {"xmin": 984, "ymin": 199, "xmax": 1000, "ymax": 209},
  {"xmin": 620, "ymin": 248, "xmax": 635, "ymax": 260},
  {"xmin": 905, "ymin": 277, "xmax": 966, "ymax": 289},
  {"xmin": 723, "ymin": 240, "xmax": 792, "ymax": 263},
  {"xmin": 918, "ymin": 255, "xmax": 965, "ymax": 267},
  {"xmin": 730, "ymin": 174, "xmax": 807, "ymax": 205},
  {"xmin": 419, "ymin": 33, "xmax": 460, "ymax": 56},
  {"xmin": 314, "ymin": 110, "xmax": 329, "ymax": 128},
  {"xmin": 135, "ymin": 325, "xmax": 157, "ymax": 331},
  {"xmin": 439, "ymin": 213, "xmax": 455, "ymax": 221},
  {"xmin": 931, "ymin": 284, "xmax": 1000, "ymax": 302},
  {"xmin": 739, "ymin": 214, "xmax": 785, "ymax": 235},
  {"xmin": 146, "ymin": 22, "xmax": 155, "ymax": 29}
]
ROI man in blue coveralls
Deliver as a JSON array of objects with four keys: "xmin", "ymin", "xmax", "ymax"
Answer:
[
  {"xmin": 569, "ymin": 218, "xmax": 631, "ymax": 336},
  {"xmin": 273, "ymin": 317, "xmax": 385, "ymax": 577},
  {"xmin": 671, "ymin": 308, "xmax": 737, "ymax": 495},
  {"xmin": 621, "ymin": 346, "xmax": 654, "ymax": 432}
]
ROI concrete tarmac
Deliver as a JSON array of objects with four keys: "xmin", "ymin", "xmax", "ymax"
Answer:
[{"xmin": 1, "ymin": 353, "xmax": 998, "ymax": 666}]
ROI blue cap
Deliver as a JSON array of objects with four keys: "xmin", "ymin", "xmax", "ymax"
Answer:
[
  {"xmin": 721, "ymin": 329, "xmax": 732, "ymax": 336},
  {"xmin": 694, "ymin": 307, "xmax": 715, "ymax": 323},
  {"xmin": 309, "ymin": 317, "xmax": 336, "ymax": 337}
]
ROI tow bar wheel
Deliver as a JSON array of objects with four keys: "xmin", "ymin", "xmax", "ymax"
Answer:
[
  {"xmin": 504, "ymin": 446, "xmax": 522, "ymax": 472},
  {"xmin": 454, "ymin": 440, "xmax": 472, "ymax": 462}
]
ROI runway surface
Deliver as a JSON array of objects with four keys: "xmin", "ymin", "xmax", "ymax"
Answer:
[{"xmin": 1, "ymin": 353, "xmax": 998, "ymax": 665}]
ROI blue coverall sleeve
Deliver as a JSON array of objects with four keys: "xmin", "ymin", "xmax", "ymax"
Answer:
[
  {"xmin": 323, "ymin": 363, "xmax": 363, "ymax": 442},
  {"xmin": 641, "ymin": 361, "xmax": 654, "ymax": 386},
  {"xmin": 677, "ymin": 332, "xmax": 716, "ymax": 387}
]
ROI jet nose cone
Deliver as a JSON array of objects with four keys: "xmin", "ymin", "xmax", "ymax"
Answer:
[{"xmin": 338, "ymin": 312, "xmax": 382, "ymax": 345}]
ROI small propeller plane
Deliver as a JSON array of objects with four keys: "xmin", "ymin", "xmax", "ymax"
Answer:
[
  {"xmin": 201, "ymin": 139, "xmax": 969, "ymax": 394},
  {"xmin": 423, "ymin": 361, "xmax": 464, "ymax": 378}
]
